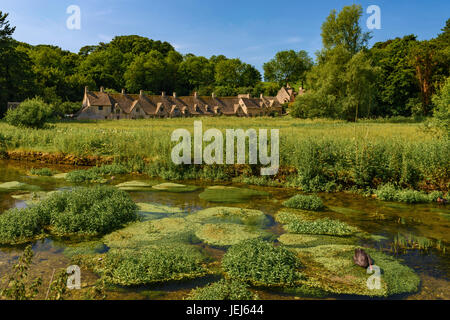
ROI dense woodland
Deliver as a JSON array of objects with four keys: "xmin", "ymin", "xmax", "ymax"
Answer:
[{"xmin": 0, "ymin": 5, "xmax": 448, "ymax": 120}]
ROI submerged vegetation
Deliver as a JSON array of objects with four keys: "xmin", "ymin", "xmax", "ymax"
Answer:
[
  {"xmin": 187, "ymin": 279, "xmax": 258, "ymax": 300},
  {"xmin": 199, "ymin": 186, "xmax": 269, "ymax": 203}
]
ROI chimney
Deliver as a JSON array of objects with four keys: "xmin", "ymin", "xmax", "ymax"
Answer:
[
  {"xmin": 100, "ymin": 86, "xmax": 104, "ymax": 93},
  {"xmin": 212, "ymin": 92, "xmax": 216, "ymax": 99},
  {"xmin": 84, "ymin": 86, "xmax": 88, "ymax": 94},
  {"xmin": 140, "ymin": 90, "xmax": 144, "ymax": 96},
  {"xmin": 173, "ymin": 92, "xmax": 177, "ymax": 98},
  {"xmin": 162, "ymin": 92, "xmax": 166, "ymax": 97},
  {"xmin": 121, "ymin": 89, "xmax": 125, "ymax": 95},
  {"xmin": 260, "ymin": 93, "xmax": 263, "ymax": 99},
  {"xmin": 194, "ymin": 92, "xmax": 198, "ymax": 98}
]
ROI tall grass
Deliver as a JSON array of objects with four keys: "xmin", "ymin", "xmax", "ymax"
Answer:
[{"xmin": 0, "ymin": 118, "xmax": 448, "ymax": 191}]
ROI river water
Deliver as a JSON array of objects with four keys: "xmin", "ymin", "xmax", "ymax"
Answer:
[{"xmin": 0, "ymin": 160, "xmax": 448, "ymax": 300}]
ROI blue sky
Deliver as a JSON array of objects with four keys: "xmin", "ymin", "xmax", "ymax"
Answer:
[{"xmin": 1, "ymin": 0, "xmax": 448, "ymax": 70}]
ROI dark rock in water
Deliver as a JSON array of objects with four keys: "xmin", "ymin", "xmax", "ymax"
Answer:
[
  {"xmin": 353, "ymin": 248, "xmax": 374, "ymax": 268},
  {"xmin": 437, "ymin": 197, "xmax": 447, "ymax": 205}
]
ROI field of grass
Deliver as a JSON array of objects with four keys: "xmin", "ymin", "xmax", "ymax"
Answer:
[{"xmin": 0, "ymin": 117, "xmax": 448, "ymax": 192}]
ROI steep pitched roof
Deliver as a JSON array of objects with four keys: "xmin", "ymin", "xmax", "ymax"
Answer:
[{"xmin": 86, "ymin": 92, "xmax": 113, "ymax": 106}]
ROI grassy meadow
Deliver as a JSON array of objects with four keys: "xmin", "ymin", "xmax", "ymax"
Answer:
[{"xmin": 0, "ymin": 117, "xmax": 448, "ymax": 192}]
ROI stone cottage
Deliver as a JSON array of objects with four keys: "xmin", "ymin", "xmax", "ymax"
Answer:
[{"xmin": 77, "ymin": 87, "xmax": 291, "ymax": 120}]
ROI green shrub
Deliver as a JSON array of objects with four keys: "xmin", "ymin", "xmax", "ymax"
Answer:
[
  {"xmin": 30, "ymin": 168, "xmax": 54, "ymax": 176},
  {"xmin": 4, "ymin": 98, "xmax": 52, "ymax": 129},
  {"xmin": 285, "ymin": 218, "xmax": 357, "ymax": 236},
  {"xmin": 187, "ymin": 279, "xmax": 257, "ymax": 300},
  {"xmin": 0, "ymin": 207, "xmax": 49, "ymax": 244},
  {"xmin": 44, "ymin": 186, "xmax": 138, "ymax": 236},
  {"xmin": 222, "ymin": 239, "xmax": 303, "ymax": 287},
  {"xmin": 283, "ymin": 194, "xmax": 324, "ymax": 211}
]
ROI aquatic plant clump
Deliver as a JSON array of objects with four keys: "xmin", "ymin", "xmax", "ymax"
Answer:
[
  {"xmin": 199, "ymin": 186, "xmax": 269, "ymax": 203},
  {"xmin": 152, "ymin": 183, "xmax": 199, "ymax": 193},
  {"xmin": 222, "ymin": 239, "xmax": 303, "ymax": 287},
  {"xmin": 99, "ymin": 245, "xmax": 208, "ymax": 286},
  {"xmin": 375, "ymin": 184, "xmax": 445, "ymax": 204},
  {"xmin": 65, "ymin": 164, "xmax": 130, "ymax": 183},
  {"xmin": 195, "ymin": 223, "xmax": 269, "ymax": 247},
  {"xmin": 43, "ymin": 186, "xmax": 138, "ymax": 236},
  {"xmin": 65, "ymin": 169, "xmax": 106, "ymax": 184},
  {"xmin": 187, "ymin": 207, "xmax": 269, "ymax": 226},
  {"xmin": 285, "ymin": 218, "xmax": 358, "ymax": 236},
  {"xmin": 294, "ymin": 245, "xmax": 420, "ymax": 297},
  {"xmin": 283, "ymin": 194, "xmax": 325, "ymax": 211},
  {"xmin": 187, "ymin": 279, "xmax": 258, "ymax": 300},
  {"xmin": 30, "ymin": 168, "xmax": 55, "ymax": 176},
  {"xmin": 0, "ymin": 207, "xmax": 48, "ymax": 244}
]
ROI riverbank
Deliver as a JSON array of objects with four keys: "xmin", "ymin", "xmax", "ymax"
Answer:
[{"xmin": 0, "ymin": 118, "xmax": 448, "ymax": 192}]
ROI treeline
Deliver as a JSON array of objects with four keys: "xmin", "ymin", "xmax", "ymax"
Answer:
[
  {"xmin": 0, "ymin": 6, "xmax": 449, "ymax": 120},
  {"xmin": 0, "ymin": 10, "xmax": 290, "ymax": 117},
  {"xmin": 292, "ymin": 5, "xmax": 449, "ymax": 120}
]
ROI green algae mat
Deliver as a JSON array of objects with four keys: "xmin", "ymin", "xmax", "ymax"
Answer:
[
  {"xmin": 152, "ymin": 183, "xmax": 199, "ymax": 193},
  {"xmin": 0, "ymin": 181, "xmax": 41, "ymax": 193},
  {"xmin": 199, "ymin": 186, "xmax": 269, "ymax": 203},
  {"xmin": 115, "ymin": 180, "xmax": 155, "ymax": 191},
  {"xmin": 137, "ymin": 203, "xmax": 187, "ymax": 221},
  {"xmin": 195, "ymin": 223, "xmax": 271, "ymax": 247},
  {"xmin": 186, "ymin": 207, "xmax": 269, "ymax": 226}
]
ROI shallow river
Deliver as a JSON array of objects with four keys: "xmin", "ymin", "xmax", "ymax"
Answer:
[{"xmin": 0, "ymin": 160, "xmax": 449, "ymax": 300}]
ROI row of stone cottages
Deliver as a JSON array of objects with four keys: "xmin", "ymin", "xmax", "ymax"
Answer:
[{"xmin": 6, "ymin": 85, "xmax": 301, "ymax": 119}]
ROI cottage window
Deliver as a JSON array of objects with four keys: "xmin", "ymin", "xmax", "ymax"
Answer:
[
  {"xmin": 136, "ymin": 108, "xmax": 140, "ymax": 113},
  {"xmin": 98, "ymin": 106, "xmax": 103, "ymax": 111}
]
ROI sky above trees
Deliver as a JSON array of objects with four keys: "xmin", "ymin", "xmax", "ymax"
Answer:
[{"xmin": 1, "ymin": 0, "xmax": 449, "ymax": 71}]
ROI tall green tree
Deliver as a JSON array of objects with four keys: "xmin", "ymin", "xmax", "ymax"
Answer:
[
  {"xmin": 0, "ymin": 12, "xmax": 36, "ymax": 117},
  {"xmin": 320, "ymin": 4, "xmax": 371, "ymax": 55},
  {"xmin": 263, "ymin": 50, "xmax": 313, "ymax": 86},
  {"xmin": 177, "ymin": 56, "xmax": 215, "ymax": 93},
  {"xmin": 124, "ymin": 50, "xmax": 167, "ymax": 94},
  {"xmin": 292, "ymin": 5, "xmax": 377, "ymax": 120}
]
